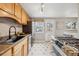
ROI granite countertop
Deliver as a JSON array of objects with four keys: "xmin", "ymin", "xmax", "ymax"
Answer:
[{"xmin": 0, "ymin": 35, "xmax": 28, "ymax": 55}]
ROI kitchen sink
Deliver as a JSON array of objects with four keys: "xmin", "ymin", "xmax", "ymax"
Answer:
[
  {"xmin": 7, "ymin": 36, "xmax": 24, "ymax": 42},
  {"xmin": 0, "ymin": 36, "xmax": 25, "ymax": 44}
]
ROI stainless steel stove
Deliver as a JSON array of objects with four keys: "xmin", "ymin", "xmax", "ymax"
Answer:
[{"xmin": 55, "ymin": 37, "xmax": 79, "ymax": 55}]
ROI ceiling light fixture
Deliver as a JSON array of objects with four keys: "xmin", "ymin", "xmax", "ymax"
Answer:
[{"xmin": 40, "ymin": 3, "xmax": 45, "ymax": 13}]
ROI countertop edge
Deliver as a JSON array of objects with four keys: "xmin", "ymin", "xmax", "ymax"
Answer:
[{"xmin": 0, "ymin": 35, "xmax": 28, "ymax": 55}]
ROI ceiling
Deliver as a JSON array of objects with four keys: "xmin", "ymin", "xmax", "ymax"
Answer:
[{"xmin": 20, "ymin": 3, "xmax": 78, "ymax": 18}]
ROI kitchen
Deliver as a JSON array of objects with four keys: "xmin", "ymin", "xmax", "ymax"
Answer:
[{"xmin": 0, "ymin": 3, "xmax": 79, "ymax": 56}]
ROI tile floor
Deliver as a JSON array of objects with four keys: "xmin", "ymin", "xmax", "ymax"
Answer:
[{"xmin": 28, "ymin": 41, "xmax": 56, "ymax": 56}]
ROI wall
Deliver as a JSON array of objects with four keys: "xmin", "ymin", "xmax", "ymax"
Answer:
[
  {"xmin": 74, "ymin": 18, "xmax": 79, "ymax": 38},
  {"xmin": 44, "ymin": 18, "xmax": 78, "ymax": 38},
  {"xmin": 44, "ymin": 19, "xmax": 56, "ymax": 41},
  {"xmin": 32, "ymin": 18, "xmax": 45, "ymax": 42},
  {"xmin": 0, "ymin": 18, "xmax": 22, "ymax": 37},
  {"xmin": 32, "ymin": 18, "xmax": 78, "ymax": 41},
  {"xmin": 32, "ymin": 18, "xmax": 56, "ymax": 41},
  {"xmin": 55, "ymin": 18, "xmax": 78, "ymax": 37},
  {"xmin": 21, "ymin": 3, "xmax": 78, "ymax": 18}
]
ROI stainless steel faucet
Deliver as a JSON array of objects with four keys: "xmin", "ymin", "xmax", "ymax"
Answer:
[{"xmin": 9, "ymin": 26, "xmax": 16, "ymax": 39}]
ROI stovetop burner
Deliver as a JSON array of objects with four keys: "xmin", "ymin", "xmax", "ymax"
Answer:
[{"xmin": 56, "ymin": 37, "xmax": 79, "ymax": 50}]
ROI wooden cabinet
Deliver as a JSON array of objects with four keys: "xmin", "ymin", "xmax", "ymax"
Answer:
[
  {"xmin": 12, "ymin": 38, "xmax": 28, "ymax": 56},
  {"xmin": 1, "ymin": 37, "xmax": 28, "ymax": 56},
  {"xmin": 0, "ymin": 3, "xmax": 14, "ymax": 15},
  {"xmin": 14, "ymin": 4, "xmax": 21, "ymax": 19},
  {"xmin": 23, "ymin": 39, "xmax": 28, "ymax": 56},
  {"xmin": 21, "ymin": 38, "xmax": 28, "ymax": 56},
  {"xmin": 13, "ymin": 47, "xmax": 22, "ymax": 56},
  {"xmin": 1, "ymin": 49, "xmax": 12, "ymax": 56},
  {"xmin": 14, "ymin": 50, "xmax": 22, "ymax": 56},
  {"xmin": 22, "ymin": 9, "xmax": 28, "ymax": 25},
  {"xmin": 0, "ymin": 3, "xmax": 29, "ymax": 25}
]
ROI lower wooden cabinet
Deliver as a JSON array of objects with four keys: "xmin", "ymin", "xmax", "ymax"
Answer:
[
  {"xmin": 1, "ymin": 49, "xmax": 12, "ymax": 56},
  {"xmin": 13, "ymin": 48, "xmax": 22, "ymax": 56},
  {"xmin": 24, "ymin": 41, "xmax": 28, "ymax": 56},
  {"xmin": 1, "ymin": 37, "xmax": 28, "ymax": 56},
  {"xmin": 12, "ymin": 38, "xmax": 28, "ymax": 56}
]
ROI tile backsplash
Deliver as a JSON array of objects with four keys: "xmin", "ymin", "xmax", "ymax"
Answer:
[{"xmin": 0, "ymin": 17, "xmax": 22, "ymax": 37}]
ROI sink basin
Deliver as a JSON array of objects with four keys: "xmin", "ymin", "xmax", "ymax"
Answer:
[{"xmin": 0, "ymin": 36, "xmax": 25, "ymax": 44}]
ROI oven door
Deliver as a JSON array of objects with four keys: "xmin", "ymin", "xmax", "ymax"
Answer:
[{"xmin": 53, "ymin": 44, "xmax": 66, "ymax": 56}]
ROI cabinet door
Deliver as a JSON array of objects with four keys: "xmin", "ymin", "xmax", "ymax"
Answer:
[
  {"xmin": 0, "ymin": 3, "xmax": 14, "ymax": 15},
  {"xmin": 24, "ymin": 43, "xmax": 28, "ymax": 56},
  {"xmin": 14, "ymin": 44, "xmax": 27, "ymax": 56},
  {"xmin": 23, "ymin": 38, "xmax": 28, "ymax": 56},
  {"xmin": 22, "ymin": 9, "xmax": 28, "ymax": 25},
  {"xmin": 14, "ymin": 3, "xmax": 21, "ymax": 19},
  {"xmin": 14, "ymin": 49, "xmax": 22, "ymax": 56},
  {"xmin": 12, "ymin": 37, "xmax": 28, "ymax": 56},
  {"xmin": 21, "ymin": 38, "xmax": 28, "ymax": 56},
  {"xmin": 1, "ymin": 49, "xmax": 12, "ymax": 56},
  {"xmin": 13, "ymin": 45, "xmax": 22, "ymax": 56}
]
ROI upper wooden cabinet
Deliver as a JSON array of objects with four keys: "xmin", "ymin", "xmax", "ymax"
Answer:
[
  {"xmin": 0, "ymin": 9, "xmax": 21, "ymax": 24},
  {"xmin": 0, "ymin": 3, "xmax": 29, "ymax": 25},
  {"xmin": 14, "ymin": 3, "xmax": 21, "ymax": 19},
  {"xmin": 0, "ymin": 3, "xmax": 14, "ymax": 15},
  {"xmin": 22, "ymin": 9, "xmax": 28, "ymax": 25}
]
